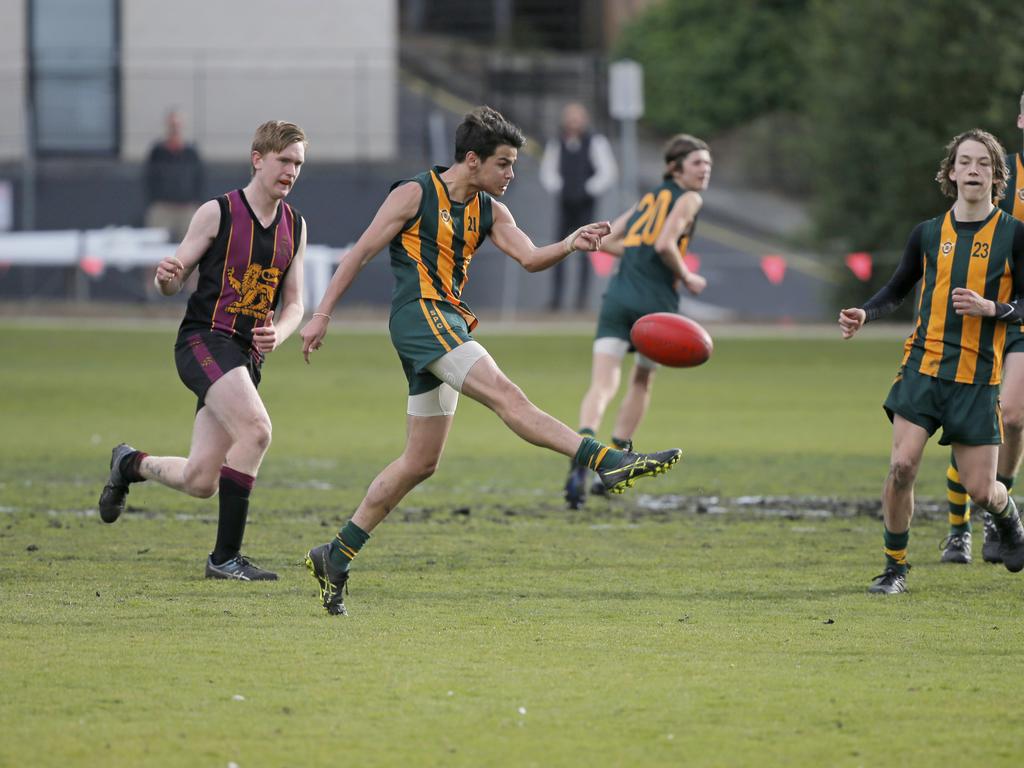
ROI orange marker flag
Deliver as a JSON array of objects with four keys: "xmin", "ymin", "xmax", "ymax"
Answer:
[
  {"xmin": 845, "ymin": 252, "xmax": 872, "ymax": 282},
  {"xmin": 760, "ymin": 254, "xmax": 787, "ymax": 285},
  {"xmin": 587, "ymin": 250, "xmax": 616, "ymax": 278}
]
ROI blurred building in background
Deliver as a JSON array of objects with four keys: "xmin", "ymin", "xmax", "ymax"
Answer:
[{"xmin": 0, "ymin": 0, "xmax": 832, "ymax": 322}]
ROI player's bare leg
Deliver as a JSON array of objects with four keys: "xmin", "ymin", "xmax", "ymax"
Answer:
[
  {"xmin": 135, "ymin": 408, "xmax": 232, "ymax": 498},
  {"xmin": 463, "ymin": 355, "xmax": 581, "ymax": 454},
  {"xmin": 134, "ymin": 368, "xmax": 271, "ymax": 496},
  {"xmin": 953, "ymin": 443, "xmax": 1006, "ymax": 513},
  {"xmin": 870, "ymin": 416, "xmax": 928, "ymax": 594},
  {"xmin": 567, "ymin": 352, "xmax": 622, "ymax": 507},
  {"xmin": 986, "ymin": 353, "xmax": 1024, "ymax": 561},
  {"xmin": 578, "ymin": 353, "xmax": 623, "ymax": 432},
  {"xmin": 954, "ymin": 441, "xmax": 1024, "ymax": 572},
  {"xmin": 352, "ymin": 414, "xmax": 454, "ymax": 532},
  {"xmin": 463, "ymin": 353, "xmax": 680, "ymax": 497},
  {"xmin": 307, "ymin": 413, "xmax": 453, "ymax": 615},
  {"xmin": 610, "ymin": 363, "xmax": 656, "ymax": 442},
  {"xmin": 99, "ymin": 367, "xmax": 277, "ymax": 579},
  {"xmin": 998, "ymin": 354, "xmax": 1024, "ymax": 478}
]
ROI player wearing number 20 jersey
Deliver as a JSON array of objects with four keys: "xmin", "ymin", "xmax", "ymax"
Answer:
[
  {"xmin": 604, "ymin": 178, "xmax": 698, "ymax": 317},
  {"xmin": 565, "ymin": 134, "xmax": 711, "ymax": 509}
]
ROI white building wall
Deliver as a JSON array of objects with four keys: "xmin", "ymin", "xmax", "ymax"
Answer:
[
  {"xmin": 0, "ymin": 1, "xmax": 396, "ymax": 163},
  {"xmin": 122, "ymin": 0, "xmax": 397, "ymax": 161},
  {"xmin": 0, "ymin": 2, "xmax": 27, "ymax": 160}
]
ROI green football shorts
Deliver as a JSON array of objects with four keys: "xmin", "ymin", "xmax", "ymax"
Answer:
[
  {"xmin": 883, "ymin": 366, "xmax": 1002, "ymax": 446},
  {"xmin": 389, "ymin": 298, "xmax": 475, "ymax": 395}
]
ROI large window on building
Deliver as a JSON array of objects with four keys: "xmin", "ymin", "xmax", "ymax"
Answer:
[{"xmin": 29, "ymin": 0, "xmax": 119, "ymax": 155}]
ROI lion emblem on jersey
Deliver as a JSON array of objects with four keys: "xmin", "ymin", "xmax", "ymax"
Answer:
[
  {"xmin": 941, "ymin": 241, "xmax": 953, "ymax": 255},
  {"xmin": 226, "ymin": 265, "xmax": 282, "ymax": 319},
  {"xmin": 1018, "ymin": 188, "xmax": 1024, "ymax": 202}
]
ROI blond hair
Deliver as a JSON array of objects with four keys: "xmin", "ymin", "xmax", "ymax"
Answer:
[{"xmin": 250, "ymin": 120, "xmax": 307, "ymax": 174}]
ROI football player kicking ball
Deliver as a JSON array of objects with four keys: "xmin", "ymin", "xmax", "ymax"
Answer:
[
  {"xmin": 940, "ymin": 91, "xmax": 1024, "ymax": 565},
  {"xmin": 839, "ymin": 128, "xmax": 1024, "ymax": 594},
  {"xmin": 299, "ymin": 106, "xmax": 682, "ymax": 615},
  {"xmin": 563, "ymin": 134, "xmax": 711, "ymax": 509},
  {"xmin": 97, "ymin": 121, "xmax": 308, "ymax": 581}
]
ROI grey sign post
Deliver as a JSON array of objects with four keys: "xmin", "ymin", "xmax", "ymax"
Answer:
[{"xmin": 608, "ymin": 59, "xmax": 644, "ymax": 211}]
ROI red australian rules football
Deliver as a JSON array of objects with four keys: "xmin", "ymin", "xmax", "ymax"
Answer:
[{"xmin": 630, "ymin": 312, "xmax": 713, "ymax": 367}]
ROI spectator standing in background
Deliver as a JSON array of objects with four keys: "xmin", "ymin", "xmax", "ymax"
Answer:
[
  {"xmin": 145, "ymin": 109, "xmax": 205, "ymax": 242},
  {"xmin": 540, "ymin": 102, "xmax": 618, "ymax": 312}
]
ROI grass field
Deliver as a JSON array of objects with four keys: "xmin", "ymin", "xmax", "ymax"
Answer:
[{"xmin": 3, "ymin": 320, "xmax": 1024, "ymax": 767}]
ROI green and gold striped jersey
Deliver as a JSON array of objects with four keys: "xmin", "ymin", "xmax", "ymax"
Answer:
[
  {"xmin": 610, "ymin": 179, "xmax": 696, "ymax": 310},
  {"xmin": 902, "ymin": 208, "xmax": 1019, "ymax": 385},
  {"xmin": 389, "ymin": 166, "xmax": 494, "ymax": 330},
  {"xmin": 1001, "ymin": 152, "xmax": 1024, "ymax": 222}
]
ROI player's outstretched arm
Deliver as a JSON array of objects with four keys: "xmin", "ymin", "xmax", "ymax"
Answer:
[
  {"xmin": 300, "ymin": 182, "xmax": 422, "ymax": 363},
  {"xmin": 252, "ymin": 219, "xmax": 307, "ymax": 355},
  {"xmin": 599, "ymin": 207, "xmax": 636, "ymax": 258},
  {"xmin": 845, "ymin": 224, "xmax": 926, "ymax": 332},
  {"xmin": 153, "ymin": 200, "xmax": 219, "ymax": 296},
  {"xmin": 489, "ymin": 200, "xmax": 611, "ymax": 273}
]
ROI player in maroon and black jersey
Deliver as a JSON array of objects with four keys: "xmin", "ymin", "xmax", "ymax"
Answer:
[{"xmin": 97, "ymin": 121, "xmax": 309, "ymax": 581}]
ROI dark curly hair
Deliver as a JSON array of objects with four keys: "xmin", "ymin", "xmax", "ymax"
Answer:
[{"xmin": 454, "ymin": 106, "xmax": 525, "ymax": 162}]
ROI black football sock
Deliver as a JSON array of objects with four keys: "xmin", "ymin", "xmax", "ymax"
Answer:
[
  {"xmin": 119, "ymin": 450, "xmax": 149, "ymax": 484},
  {"xmin": 211, "ymin": 467, "xmax": 254, "ymax": 565}
]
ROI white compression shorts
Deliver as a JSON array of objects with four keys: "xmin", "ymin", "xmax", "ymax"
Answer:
[
  {"xmin": 406, "ymin": 340, "xmax": 490, "ymax": 417},
  {"xmin": 593, "ymin": 336, "xmax": 658, "ymax": 370}
]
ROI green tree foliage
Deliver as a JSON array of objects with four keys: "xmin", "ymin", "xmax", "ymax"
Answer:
[
  {"xmin": 804, "ymin": 0, "xmax": 1024, "ymax": 253},
  {"xmin": 617, "ymin": 0, "xmax": 1024, "ymax": 262},
  {"xmin": 803, "ymin": 0, "xmax": 1024, "ymax": 308},
  {"xmin": 615, "ymin": 0, "xmax": 807, "ymax": 138}
]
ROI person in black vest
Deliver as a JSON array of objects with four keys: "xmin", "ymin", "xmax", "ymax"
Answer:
[
  {"xmin": 144, "ymin": 109, "xmax": 205, "ymax": 242},
  {"xmin": 540, "ymin": 102, "xmax": 618, "ymax": 311}
]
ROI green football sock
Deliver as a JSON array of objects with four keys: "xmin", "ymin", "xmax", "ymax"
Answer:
[
  {"xmin": 328, "ymin": 520, "xmax": 370, "ymax": 572},
  {"xmin": 990, "ymin": 494, "xmax": 1017, "ymax": 519},
  {"xmin": 611, "ymin": 436, "xmax": 632, "ymax": 451},
  {"xmin": 946, "ymin": 455, "xmax": 970, "ymax": 535},
  {"xmin": 574, "ymin": 436, "xmax": 625, "ymax": 471},
  {"xmin": 883, "ymin": 527, "xmax": 910, "ymax": 574}
]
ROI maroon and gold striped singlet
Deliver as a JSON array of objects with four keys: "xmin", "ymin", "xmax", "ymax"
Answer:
[{"xmin": 179, "ymin": 189, "xmax": 303, "ymax": 348}]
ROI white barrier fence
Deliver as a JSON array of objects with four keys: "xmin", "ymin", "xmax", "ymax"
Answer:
[{"xmin": 0, "ymin": 227, "xmax": 349, "ymax": 309}]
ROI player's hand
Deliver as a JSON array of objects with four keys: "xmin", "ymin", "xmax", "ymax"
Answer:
[
  {"xmin": 951, "ymin": 287, "xmax": 995, "ymax": 317},
  {"xmin": 154, "ymin": 255, "xmax": 185, "ymax": 294},
  {"xmin": 568, "ymin": 221, "xmax": 613, "ymax": 252},
  {"xmin": 252, "ymin": 310, "xmax": 278, "ymax": 353},
  {"xmin": 838, "ymin": 307, "xmax": 866, "ymax": 339},
  {"xmin": 300, "ymin": 313, "xmax": 329, "ymax": 364},
  {"xmin": 682, "ymin": 272, "xmax": 707, "ymax": 295}
]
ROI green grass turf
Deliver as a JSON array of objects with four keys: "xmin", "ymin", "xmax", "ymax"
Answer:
[{"xmin": 2, "ymin": 322, "xmax": 1023, "ymax": 767}]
